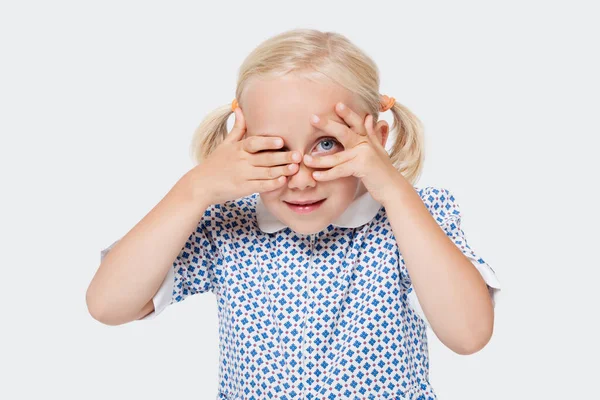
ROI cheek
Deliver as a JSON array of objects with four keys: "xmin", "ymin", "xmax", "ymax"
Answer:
[
  {"xmin": 329, "ymin": 177, "xmax": 359, "ymax": 197},
  {"xmin": 260, "ymin": 191, "xmax": 281, "ymax": 203}
]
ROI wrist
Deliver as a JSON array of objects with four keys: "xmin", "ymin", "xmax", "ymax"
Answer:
[
  {"xmin": 173, "ymin": 168, "xmax": 213, "ymax": 212},
  {"xmin": 380, "ymin": 174, "xmax": 413, "ymax": 209}
]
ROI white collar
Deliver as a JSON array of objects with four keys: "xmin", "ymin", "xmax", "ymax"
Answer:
[{"xmin": 255, "ymin": 182, "xmax": 383, "ymax": 233}]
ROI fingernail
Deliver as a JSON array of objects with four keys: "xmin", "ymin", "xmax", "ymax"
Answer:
[
  {"xmin": 311, "ymin": 115, "xmax": 320, "ymax": 123},
  {"xmin": 304, "ymin": 154, "xmax": 313, "ymax": 163},
  {"xmin": 338, "ymin": 102, "xmax": 345, "ymax": 110}
]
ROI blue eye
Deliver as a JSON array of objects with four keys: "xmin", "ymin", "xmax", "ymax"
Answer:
[{"xmin": 315, "ymin": 138, "xmax": 339, "ymax": 153}]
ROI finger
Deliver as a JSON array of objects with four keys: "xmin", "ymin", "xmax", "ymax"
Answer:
[
  {"xmin": 252, "ymin": 149, "xmax": 302, "ymax": 166},
  {"xmin": 243, "ymin": 135, "xmax": 284, "ymax": 154},
  {"xmin": 310, "ymin": 115, "xmax": 356, "ymax": 147},
  {"xmin": 312, "ymin": 160, "xmax": 355, "ymax": 181},
  {"xmin": 251, "ymin": 163, "xmax": 298, "ymax": 180},
  {"xmin": 302, "ymin": 148, "xmax": 356, "ymax": 169},
  {"xmin": 224, "ymin": 107, "xmax": 247, "ymax": 144},
  {"xmin": 335, "ymin": 102, "xmax": 368, "ymax": 135},
  {"xmin": 310, "ymin": 114, "xmax": 364, "ymax": 148},
  {"xmin": 364, "ymin": 114, "xmax": 386, "ymax": 152},
  {"xmin": 248, "ymin": 175, "xmax": 288, "ymax": 193},
  {"xmin": 365, "ymin": 114, "xmax": 376, "ymax": 137}
]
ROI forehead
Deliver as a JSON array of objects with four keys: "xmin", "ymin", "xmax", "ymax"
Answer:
[{"xmin": 240, "ymin": 74, "xmax": 360, "ymax": 136}]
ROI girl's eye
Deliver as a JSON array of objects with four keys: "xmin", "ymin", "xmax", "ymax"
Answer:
[{"xmin": 314, "ymin": 138, "xmax": 341, "ymax": 153}]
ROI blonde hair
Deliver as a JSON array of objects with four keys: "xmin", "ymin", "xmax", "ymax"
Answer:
[{"xmin": 190, "ymin": 28, "xmax": 425, "ymax": 184}]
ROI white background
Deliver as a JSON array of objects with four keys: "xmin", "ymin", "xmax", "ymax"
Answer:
[{"xmin": 1, "ymin": 0, "xmax": 598, "ymax": 399}]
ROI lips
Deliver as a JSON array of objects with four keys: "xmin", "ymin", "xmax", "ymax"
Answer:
[
  {"xmin": 285, "ymin": 199, "xmax": 324, "ymax": 205},
  {"xmin": 285, "ymin": 198, "xmax": 327, "ymax": 214}
]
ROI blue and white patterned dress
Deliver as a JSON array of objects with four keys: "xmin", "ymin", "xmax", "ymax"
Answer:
[{"xmin": 101, "ymin": 185, "xmax": 501, "ymax": 400}]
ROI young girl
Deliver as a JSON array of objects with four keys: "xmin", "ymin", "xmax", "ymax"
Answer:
[{"xmin": 88, "ymin": 28, "xmax": 501, "ymax": 400}]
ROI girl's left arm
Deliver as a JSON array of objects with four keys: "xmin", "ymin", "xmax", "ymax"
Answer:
[
  {"xmin": 384, "ymin": 176, "xmax": 494, "ymax": 355},
  {"xmin": 304, "ymin": 106, "xmax": 495, "ymax": 355}
]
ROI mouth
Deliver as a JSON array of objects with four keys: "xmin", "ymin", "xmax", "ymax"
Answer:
[
  {"xmin": 284, "ymin": 198, "xmax": 326, "ymax": 214},
  {"xmin": 284, "ymin": 199, "xmax": 325, "ymax": 205}
]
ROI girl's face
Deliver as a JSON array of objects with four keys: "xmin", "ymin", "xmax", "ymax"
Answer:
[{"xmin": 241, "ymin": 73, "xmax": 371, "ymax": 235}]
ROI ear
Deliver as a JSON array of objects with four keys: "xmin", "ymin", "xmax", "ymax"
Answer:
[{"xmin": 374, "ymin": 120, "xmax": 389, "ymax": 148}]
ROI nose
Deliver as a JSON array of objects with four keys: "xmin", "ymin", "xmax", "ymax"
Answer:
[{"xmin": 286, "ymin": 157, "xmax": 317, "ymax": 190}]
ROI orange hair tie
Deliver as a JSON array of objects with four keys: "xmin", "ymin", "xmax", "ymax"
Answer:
[
  {"xmin": 231, "ymin": 98, "xmax": 239, "ymax": 111},
  {"xmin": 380, "ymin": 95, "xmax": 395, "ymax": 112}
]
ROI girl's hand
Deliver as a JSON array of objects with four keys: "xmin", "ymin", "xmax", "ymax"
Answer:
[
  {"xmin": 304, "ymin": 102, "xmax": 401, "ymax": 207},
  {"xmin": 191, "ymin": 107, "xmax": 302, "ymax": 205}
]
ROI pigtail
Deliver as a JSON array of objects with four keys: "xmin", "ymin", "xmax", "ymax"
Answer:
[
  {"xmin": 386, "ymin": 101, "xmax": 425, "ymax": 185},
  {"xmin": 190, "ymin": 104, "xmax": 234, "ymax": 165}
]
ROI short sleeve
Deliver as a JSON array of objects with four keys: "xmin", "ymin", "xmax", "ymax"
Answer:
[
  {"xmin": 100, "ymin": 202, "xmax": 223, "ymax": 320},
  {"xmin": 407, "ymin": 186, "xmax": 502, "ymax": 328}
]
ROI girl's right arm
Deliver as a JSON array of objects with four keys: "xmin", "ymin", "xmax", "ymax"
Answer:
[
  {"xmin": 88, "ymin": 106, "xmax": 300, "ymax": 326},
  {"xmin": 86, "ymin": 170, "xmax": 211, "ymax": 326}
]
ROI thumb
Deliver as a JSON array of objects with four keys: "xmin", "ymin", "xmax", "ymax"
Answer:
[
  {"xmin": 225, "ymin": 107, "xmax": 247, "ymax": 143},
  {"xmin": 364, "ymin": 114, "xmax": 386, "ymax": 153},
  {"xmin": 364, "ymin": 114, "xmax": 379, "ymax": 144}
]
